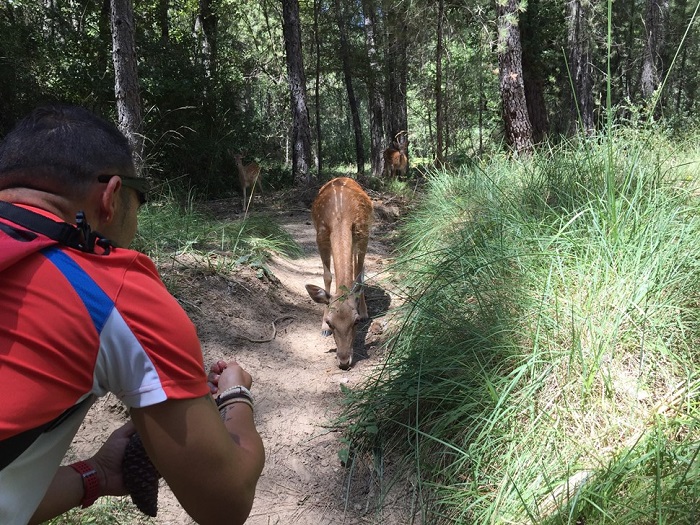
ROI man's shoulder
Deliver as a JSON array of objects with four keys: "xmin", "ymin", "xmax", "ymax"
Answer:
[{"xmin": 0, "ymin": 204, "xmax": 61, "ymax": 272}]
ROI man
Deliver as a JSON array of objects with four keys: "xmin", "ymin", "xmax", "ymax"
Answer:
[{"xmin": 0, "ymin": 104, "xmax": 265, "ymax": 525}]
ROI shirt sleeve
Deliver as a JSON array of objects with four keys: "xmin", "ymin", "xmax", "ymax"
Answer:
[{"xmin": 94, "ymin": 253, "xmax": 209, "ymax": 408}]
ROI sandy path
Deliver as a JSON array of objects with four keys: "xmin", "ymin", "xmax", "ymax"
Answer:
[{"xmin": 68, "ymin": 198, "xmax": 412, "ymax": 524}]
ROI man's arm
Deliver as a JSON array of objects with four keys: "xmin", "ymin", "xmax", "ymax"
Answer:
[
  {"xmin": 29, "ymin": 466, "xmax": 84, "ymax": 524},
  {"xmin": 130, "ymin": 392, "xmax": 265, "ymax": 525},
  {"xmin": 30, "ymin": 361, "xmax": 264, "ymax": 525},
  {"xmin": 29, "ymin": 422, "xmax": 134, "ymax": 525}
]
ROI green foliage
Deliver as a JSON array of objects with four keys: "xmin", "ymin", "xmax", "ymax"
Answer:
[
  {"xmin": 339, "ymin": 129, "xmax": 700, "ymax": 524},
  {"xmin": 261, "ymin": 161, "xmax": 294, "ymax": 191},
  {"xmin": 46, "ymin": 497, "xmax": 150, "ymax": 524}
]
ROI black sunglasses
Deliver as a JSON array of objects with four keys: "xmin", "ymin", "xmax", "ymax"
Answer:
[{"xmin": 97, "ymin": 174, "xmax": 149, "ymax": 204}]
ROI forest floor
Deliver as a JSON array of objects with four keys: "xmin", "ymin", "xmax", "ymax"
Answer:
[{"xmin": 67, "ymin": 186, "xmax": 419, "ymax": 525}]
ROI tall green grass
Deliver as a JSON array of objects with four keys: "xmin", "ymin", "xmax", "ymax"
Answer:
[
  {"xmin": 340, "ymin": 129, "xmax": 700, "ymax": 524},
  {"xmin": 131, "ymin": 186, "xmax": 303, "ymax": 278}
]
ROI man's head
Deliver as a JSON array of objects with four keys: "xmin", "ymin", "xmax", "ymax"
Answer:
[{"xmin": 0, "ymin": 104, "xmax": 146, "ymax": 247}]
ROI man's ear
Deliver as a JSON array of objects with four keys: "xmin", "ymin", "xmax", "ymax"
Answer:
[{"xmin": 99, "ymin": 176, "xmax": 122, "ymax": 224}]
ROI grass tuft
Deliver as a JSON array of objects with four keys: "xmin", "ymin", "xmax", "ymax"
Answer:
[
  {"xmin": 46, "ymin": 496, "xmax": 152, "ymax": 524},
  {"xmin": 131, "ymin": 185, "xmax": 303, "ymax": 277}
]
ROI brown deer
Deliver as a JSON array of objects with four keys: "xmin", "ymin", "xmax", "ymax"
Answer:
[
  {"xmin": 383, "ymin": 132, "xmax": 408, "ymax": 179},
  {"xmin": 305, "ymin": 177, "xmax": 373, "ymax": 370},
  {"xmin": 232, "ymin": 152, "xmax": 264, "ymax": 210}
]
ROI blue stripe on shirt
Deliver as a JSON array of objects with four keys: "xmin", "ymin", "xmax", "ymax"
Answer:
[{"xmin": 41, "ymin": 247, "xmax": 114, "ymax": 334}]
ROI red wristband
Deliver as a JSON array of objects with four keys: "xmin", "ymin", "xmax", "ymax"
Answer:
[{"xmin": 69, "ymin": 461, "xmax": 100, "ymax": 508}]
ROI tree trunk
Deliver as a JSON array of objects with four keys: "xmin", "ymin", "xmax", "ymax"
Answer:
[
  {"xmin": 196, "ymin": 0, "xmax": 218, "ymax": 122},
  {"xmin": 522, "ymin": 58, "xmax": 548, "ymax": 143},
  {"xmin": 362, "ymin": 0, "xmax": 384, "ymax": 178},
  {"xmin": 386, "ymin": 6, "xmax": 408, "ymax": 163},
  {"xmin": 198, "ymin": 0, "xmax": 217, "ymax": 79},
  {"xmin": 158, "ymin": 0, "xmax": 169, "ymax": 44},
  {"xmin": 110, "ymin": 0, "xmax": 144, "ymax": 173},
  {"xmin": 497, "ymin": 0, "xmax": 534, "ymax": 155},
  {"xmin": 435, "ymin": 0, "xmax": 444, "ymax": 166},
  {"xmin": 640, "ymin": 0, "xmax": 668, "ymax": 106},
  {"xmin": 313, "ymin": 0, "xmax": 322, "ymax": 175},
  {"xmin": 282, "ymin": 0, "xmax": 313, "ymax": 185},
  {"xmin": 334, "ymin": 0, "xmax": 365, "ymax": 175},
  {"xmin": 98, "ymin": 0, "xmax": 112, "ymax": 79},
  {"xmin": 567, "ymin": 0, "xmax": 595, "ymax": 133},
  {"xmin": 478, "ymin": 33, "xmax": 486, "ymax": 154},
  {"xmin": 520, "ymin": 0, "xmax": 549, "ymax": 143},
  {"xmin": 674, "ymin": 38, "xmax": 687, "ymax": 112},
  {"xmin": 672, "ymin": 0, "xmax": 688, "ymax": 112}
]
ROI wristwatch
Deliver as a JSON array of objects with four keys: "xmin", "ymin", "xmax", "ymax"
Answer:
[{"xmin": 69, "ymin": 460, "xmax": 100, "ymax": 508}]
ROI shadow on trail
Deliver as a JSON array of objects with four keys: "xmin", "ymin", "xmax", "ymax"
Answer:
[{"xmin": 345, "ymin": 283, "xmax": 392, "ymax": 366}]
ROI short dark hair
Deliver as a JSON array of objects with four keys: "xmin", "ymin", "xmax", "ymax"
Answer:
[{"xmin": 0, "ymin": 104, "xmax": 136, "ymax": 195}]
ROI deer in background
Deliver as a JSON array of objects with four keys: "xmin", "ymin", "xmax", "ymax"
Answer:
[
  {"xmin": 305, "ymin": 177, "xmax": 373, "ymax": 370},
  {"xmin": 383, "ymin": 131, "xmax": 408, "ymax": 179},
  {"xmin": 232, "ymin": 152, "xmax": 264, "ymax": 210}
]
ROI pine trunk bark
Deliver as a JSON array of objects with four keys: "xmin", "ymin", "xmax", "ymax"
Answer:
[
  {"xmin": 386, "ymin": 6, "xmax": 408, "ymax": 164},
  {"xmin": 567, "ymin": 0, "xmax": 595, "ymax": 133},
  {"xmin": 362, "ymin": 0, "xmax": 384, "ymax": 177},
  {"xmin": 313, "ymin": 0, "xmax": 323, "ymax": 175},
  {"xmin": 158, "ymin": 0, "xmax": 169, "ymax": 44},
  {"xmin": 520, "ymin": 0, "xmax": 549, "ymax": 143},
  {"xmin": 199, "ymin": 0, "xmax": 218, "ymax": 77},
  {"xmin": 672, "ymin": 0, "xmax": 688, "ymax": 112},
  {"xmin": 640, "ymin": 0, "xmax": 668, "ymax": 105},
  {"xmin": 110, "ymin": 0, "xmax": 144, "ymax": 173},
  {"xmin": 497, "ymin": 0, "xmax": 534, "ymax": 155},
  {"xmin": 435, "ymin": 0, "xmax": 444, "ymax": 166},
  {"xmin": 196, "ymin": 0, "xmax": 218, "ymax": 124},
  {"xmin": 282, "ymin": 0, "xmax": 313, "ymax": 185},
  {"xmin": 335, "ymin": 0, "xmax": 365, "ymax": 175}
]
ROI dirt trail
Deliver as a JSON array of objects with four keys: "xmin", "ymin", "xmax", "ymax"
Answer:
[{"xmin": 68, "ymin": 193, "xmax": 413, "ymax": 524}]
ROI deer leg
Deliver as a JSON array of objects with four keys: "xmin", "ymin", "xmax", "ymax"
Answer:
[
  {"xmin": 317, "ymin": 235, "xmax": 333, "ymax": 336},
  {"xmin": 257, "ymin": 178, "xmax": 265, "ymax": 203},
  {"xmin": 322, "ymin": 264, "xmax": 332, "ymax": 295},
  {"xmin": 317, "ymin": 237, "xmax": 332, "ymax": 294},
  {"xmin": 355, "ymin": 241, "xmax": 369, "ymax": 320}
]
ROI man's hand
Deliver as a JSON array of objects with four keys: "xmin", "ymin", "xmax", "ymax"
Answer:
[
  {"xmin": 207, "ymin": 359, "xmax": 229, "ymax": 394},
  {"xmin": 207, "ymin": 358, "xmax": 253, "ymax": 394},
  {"xmin": 30, "ymin": 421, "xmax": 136, "ymax": 525},
  {"xmin": 88, "ymin": 421, "xmax": 135, "ymax": 497}
]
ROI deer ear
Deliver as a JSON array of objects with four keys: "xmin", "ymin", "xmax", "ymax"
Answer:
[{"xmin": 306, "ymin": 284, "xmax": 330, "ymax": 305}]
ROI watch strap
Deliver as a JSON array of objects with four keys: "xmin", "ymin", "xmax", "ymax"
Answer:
[{"xmin": 69, "ymin": 460, "xmax": 100, "ymax": 508}]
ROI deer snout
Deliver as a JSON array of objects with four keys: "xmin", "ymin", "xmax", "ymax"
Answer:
[
  {"xmin": 338, "ymin": 357, "xmax": 352, "ymax": 370},
  {"xmin": 334, "ymin": 334, "xmax": 354, "ymax": 370},
  {"xmin": 330, "ymin": 316, "xmax": 359, "ymax": 370}
]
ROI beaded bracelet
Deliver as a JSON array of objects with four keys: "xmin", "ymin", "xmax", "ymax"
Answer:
[
  {"xmin": 216, "ymin": 386, "xmax": 254, "ymax": 409},
  {"xmin": 216, "ymin": 385, "xmax": 254, "ymax": 404}
]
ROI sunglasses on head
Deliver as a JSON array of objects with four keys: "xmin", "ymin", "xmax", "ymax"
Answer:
[{"xmin": 97, "ymin": 174, "xmax": 149, "ymax": 204}]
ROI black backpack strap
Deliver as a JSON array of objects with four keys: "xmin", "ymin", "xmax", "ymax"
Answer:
[
  {"xmin": 0, "ymin": 201, "xmax": 114, "ymax": 253},
  {"xmin": 0, "ymin": 201, "xmax": 83, "ymax": 247}
]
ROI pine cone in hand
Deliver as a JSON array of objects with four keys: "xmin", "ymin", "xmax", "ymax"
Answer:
[{"xmin": 122, "ymin": 432, "xmax": 161, "ymax": 517}]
